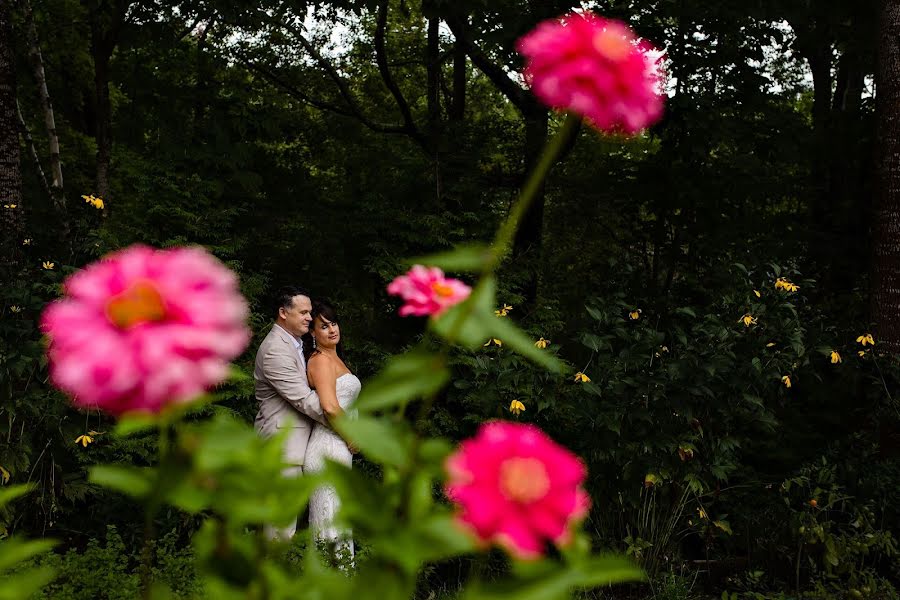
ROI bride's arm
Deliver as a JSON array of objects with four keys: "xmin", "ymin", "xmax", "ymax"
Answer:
[{"xmin": 307, "ymin": 356, "xmax": 345, "ymax": 421}]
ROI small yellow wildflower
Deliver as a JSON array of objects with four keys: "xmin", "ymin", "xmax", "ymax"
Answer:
[
  {"xmin": 830, "ymin": 350, "xmax": 842, "ymax": 364},
  {"xmin": 0, "ymin": 465, "xmax": 9, "ymax": 484},
  {"xmin": 766, "ymin": 342, "xmax": 776, "ymax": 347},
  {"xmin": 74, "ymin": 434, "xmax": 94, "ymax": 447},
  {"xmin": 82, "ymin": 194, "xmax": 105, "ymax": 210},
  {"xmin": 483, "ymin": 338, "xmax": 502, "ymax": 347},
  {"xmin": 782, "ymin": 375, "xmax": 791, "ymax": 388},
  {"xmin": 509, "ymin": 399, "xmax": 526, "ymax": 416},
  {"xmin": 22, "ymin": 238, "xmax": 32, "ymax": 245},
  {"xmin": 628, "ymin": 309, "xmax": 642, "ymax": 320},
  {"xmin": 494, "ymin": 304, "xmax": 513, "ymax": 317},
  {"xmin": 753, "ymin": 290, "xmax": 761, "ymax": 298},
  {"xmin": 3, "ymin": 204, "xmax": 17, "ymax": 209},
  {"xmin": 858, "ymin": 350, "xmax": 867, "ymax": 357},
  {"xmin": 9, "ymin": 306, "xmax": 22, "ymax": 313},
  {"xmin": 42, "ymin": 261, "xmax": 54, "ymax": 270},
  {"xmin": 856, "ymin": 333, "xmax": 875, "ymax": 346},
  {"xmin": 534, "ymin": 337, "xmax": 550, "ymax": 349},
  {"xmin": 697, "ymin": 507, "xmax": 708, "ymax": 520},
  {"xmin": 775, "ymin": 278, "xmax": 799, "ymax": 292},
  {"xmin": 574, "ymin": 372, "xmax": 591, "ymax": 383},
  {"xmin": 738, "ymin": 313, "xmax": 757, "ymax": 327}
]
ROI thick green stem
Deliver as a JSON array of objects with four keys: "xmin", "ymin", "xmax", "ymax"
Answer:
[{"xmin": 486, "ymin": 113, "xmax": 582, "ymax": 272}]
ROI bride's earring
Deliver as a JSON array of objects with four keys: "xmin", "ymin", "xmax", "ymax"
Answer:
[{"xmin": 312, "ymin": 337, "xmax": 317, "ymax": 350}]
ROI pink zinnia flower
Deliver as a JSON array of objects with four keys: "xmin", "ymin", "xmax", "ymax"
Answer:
[
  {"xmin": 445, "ymin": 421, "xmax": 590, "ymax": 559},
  {"xmin": 386, "ymin": 265, "xmax": 471, "ymax": 317},
  {"xmin": 41, "ymin": 245, "xmax": 250, "ymax": 416},
  {"xmin": 517, "ymin": 11, "xmax": 665, "ymax": 134}
]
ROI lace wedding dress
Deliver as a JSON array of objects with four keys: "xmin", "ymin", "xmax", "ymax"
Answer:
[{"xmin": 304, "ymin": 373, "xmax": 360, "ymax": 556}]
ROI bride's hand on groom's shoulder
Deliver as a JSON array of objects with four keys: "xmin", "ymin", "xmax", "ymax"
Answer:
[{"xmin": 348, "ymin": 442, "xmax": 359, "ymax": 455}]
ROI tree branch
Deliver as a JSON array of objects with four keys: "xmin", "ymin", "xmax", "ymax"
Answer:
[
  {"xmin": 444, "ymin": 16, "xmax": 533, "ymax": 112},
  {"xmin": 374, "ymin": 0, "xmax": 426, "ymax": 148}
]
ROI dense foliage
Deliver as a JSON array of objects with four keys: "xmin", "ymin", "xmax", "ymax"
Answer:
[{"xmin": 1, "ymin": 0, "xmax": 898, "ymax": 598}]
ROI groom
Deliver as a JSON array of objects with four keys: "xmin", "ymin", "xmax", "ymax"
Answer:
[{"xmin": 254, "ymin": 286, "xmax": 328, "ymax": 539}]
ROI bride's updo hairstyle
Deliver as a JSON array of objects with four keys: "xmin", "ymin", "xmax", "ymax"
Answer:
[{"xmin": 303, "ymin": 300, "xmax": 347, "ymax": 363}]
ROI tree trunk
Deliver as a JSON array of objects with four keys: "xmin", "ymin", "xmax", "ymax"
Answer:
[
  {"xmin": 0, "ymin": 0, "xmax": 24, "ymax": 270},
  {"xmin": 873, "ymin": 0, "xmax": 900, "ymax": 351},
  {"xmin": 449, "ymin": 37, "xmax": 466, "ymax": 121}
]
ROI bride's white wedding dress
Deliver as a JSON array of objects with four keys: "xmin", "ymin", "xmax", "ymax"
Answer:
[{"xmin": 304, "ymin": 372, "xmax": 360, "ymax": 555}]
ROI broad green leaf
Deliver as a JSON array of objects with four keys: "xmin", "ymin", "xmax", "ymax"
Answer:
[
  {"xmin": 354, "ymin": 351, "xmax": 449, "ymax": 412},
  {"xmin": 335, "ymin": 416, "xmax": 411, "ymax": 467},
  {"xmin": 0, "ymin": 484, "xmax": 34, "ymax": 510},
  {"xmin": 0, "ymin": 537, "xmax": 56, "ymax": 571},
  {"xmin": 462, "ymin": 554, "xmax": 642, "ymax": 600},
  {"xmin": 409, "ymin": 244, "xmax": 491, "ymax": 272},
  {"xmin": 430, "ymin": 276, "xmax": 496, "ymax": 349},
  {"xmin": 114, "ymin": 413, "xmax": 159, "ymax": 437},
  {"xmin": 0, "ymin": 566, "xmax": 56, "ymax": 599},
  {"xmin": 488, "ymin": 317, "xmax": 564, "ymax": 373},
  {"xmin": 89, "ymin": 464, "xmax": 155, "ymax": 498}
]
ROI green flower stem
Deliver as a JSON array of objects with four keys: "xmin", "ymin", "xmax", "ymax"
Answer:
[{"xmin": 486, "ymin": 112, "xmax": 582, "ymax": 273}]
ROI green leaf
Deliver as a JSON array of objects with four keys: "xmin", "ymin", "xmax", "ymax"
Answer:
[
  {"xmin": 409, "ymin": 244, "xmax": 491, "ymax": 272},
  {"xmin": 488, "ymin": 317, "xmax": 564, "ymax": 373},
  {"xmin": 89, "ymin": 465, "xmax": 155, "ymax": 498},
  {"xmin": 114, "ymin": 413, "xmax": 159, "ymax": 437},
  {"xmin": 335, "ymin": 416, "xmax": 411, "ymax": 467},
  {"xmin": 0, "ymin": 484, "xmax": 35, "ymax": 510},
  {"xmin": 430, "ymin": 276, "xmax": 496, "ymax": 349},
  {"xmin": 462, "ymin": 554, "xmax": 642, "ymax": 600},
  {"xmin": 0, "ymin": 537, "xmax": 56, "ymax": 571},
  {"xmin": 0, "ymin": 566, "xmax": 56, "ymax": 599},
  {"xmin": 354, "ymin": 351, "xmax": 449, "ymax": 412}
]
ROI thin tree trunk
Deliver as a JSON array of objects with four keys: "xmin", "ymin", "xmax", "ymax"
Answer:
[
  {"xmin": 450, "ymin": 37, "xmax": 466, "ymax": 121},
  {"xmin": 873, "ymin": 0, "xmax": 900, "ymax": 351},
  {"xmin": 22, "ymin": 0, "xmax": 64, "ymax": 206},
  {"xmin": 0, "ymin": 0, "xmax": 24, "ymax": 269}
]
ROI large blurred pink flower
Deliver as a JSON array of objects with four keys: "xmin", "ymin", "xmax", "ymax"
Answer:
[
  {"xmin": 41, "ymin": 245, "xmax": 250, "ymax": 416},
  {"xmin": 387, "ymin": 265, "xmax": 471, "ymax": 317},
  {"xmin": 445, "ymin": 421, "xmax": 590, "ymax": 559},
  {"xmin": 517, "ymin": 11, "xmax": 664, "ymax": 134}
]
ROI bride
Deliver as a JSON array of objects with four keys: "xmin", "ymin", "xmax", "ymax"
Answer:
[{"xmin": 303, "ymin": 300, "xmax": 360, "ymax": 558}]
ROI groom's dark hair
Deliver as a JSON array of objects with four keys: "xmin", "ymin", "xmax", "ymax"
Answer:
[{"xmin": 274, "ymin": 286, "xmax": 311, "ymax": 318}]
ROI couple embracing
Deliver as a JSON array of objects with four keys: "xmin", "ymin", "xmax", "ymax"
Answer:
[{"xmin": 253, "ymin": 287, "xmax": 360, "ymax": 552}]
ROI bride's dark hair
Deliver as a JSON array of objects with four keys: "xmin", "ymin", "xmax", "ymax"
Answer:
[{"xmin": 302, "ymin": 300, "xmax": 347, "ymax": 363}]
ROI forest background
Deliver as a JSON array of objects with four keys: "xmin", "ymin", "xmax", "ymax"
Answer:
[{"xmin": 2, "ymin": 0, "xmax": 900, "ymax": 598}]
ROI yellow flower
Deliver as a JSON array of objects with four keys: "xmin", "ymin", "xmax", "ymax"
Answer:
[
  {"xmin": 856, "ymin": 333, "xmax": 875, "ymax": 346},
  {"xmin": 494, "ymin": 304, "xmax": 513, "ymax": 317},
  {"xmin": 3, "ymin": 204, "xmax": 17, "ymax": 209},
  {"xmin": 82, "ymin": 194, "xmax": 105, "ymax": 210},
  {"xmin": 574, "ymin": 372, "xmax": 591, "ymax": 383},
  {"xmin": 628, "ymin": 309, "xmax": 642, "ymax": 320},
  {"xmin": 22, "ymin": 238, "xmax": 32, "ymax": 245},
  {"xmin": 509, "ymin": 400, "xmax": 526, "ymax": 416},
  {"xmin": 0, "ymin": 465, "xmax": 9, "ymax": 484},
  {"xmin": 697, "ymin": 507, "xmax": 708, "ymax": 520},
  {"xmin": 534, "ymin": 337, "xmax": 550, "ymax": 349},
  {"xmin": 483, "ymin": 338, "xmax": 502, "ymax": 347},
  {"xmin": 738, "ymin": 313, "xmax": 757, "ymax": 327},
  {"xmin": 782, "ymin": 375, "xmax": 791, "ymax": 388},
  {"xmin": 830, "ymin": 350, "xmax": 842, "ymax": 364},
  {"xmin": 42, "ymin": 261, "xmax": 54, "ymax": 270},
  {"xmin": 74, "ymin": 434, "xmax": 94, "ymax": 447},
  {"xmin": 858, "ymin": 350, "xmax": 866, "ymax": 357},
  {"xmin": 775, "ymin": 277, "xmax": 799, "ymax": 292},
  {"xmin": 9, "ymin": 306, "xmax": 22, "ymax": 313},
  {"xmin": 766, "ymin": 342, "xmax": 776, "ymax": 347},
  {"xmin": 753, "ymin": 290, "xmax": 761, "ymax": 298}
]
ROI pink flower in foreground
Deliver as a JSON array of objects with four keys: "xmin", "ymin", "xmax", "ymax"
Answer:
[
  {"xmin": 445, "ymin": 421, "xmax": 590, "ymax": 559},
  {"xmin": 41, "ymin": 245, "xmax": 250, "ymax": 416},
  {"xmin": 387, "ymin": 265, "xmax": 471, "ymax": 317},
  {"xmin": 517, "ymin": 11, "xmax": 664, "ymax": 134}
]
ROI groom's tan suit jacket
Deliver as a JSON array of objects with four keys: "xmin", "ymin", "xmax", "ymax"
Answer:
[{"xmin": 254, "ymin": 323, "xmax": 327, "ymax": 467}]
